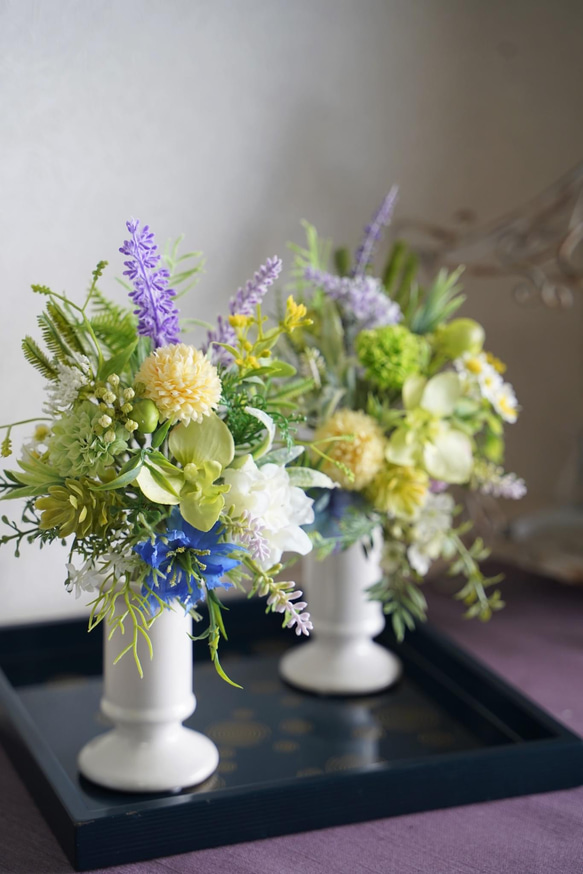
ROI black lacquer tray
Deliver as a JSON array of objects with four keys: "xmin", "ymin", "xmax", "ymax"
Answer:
[{"xmin": 0, "ymin": 599, "xmax": 582, "ymax": 872}]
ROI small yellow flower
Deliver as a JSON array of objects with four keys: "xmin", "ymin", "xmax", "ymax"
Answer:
[
  {"xmin": 464, "ymin": 356, "xmax": 485, "ymax": 375},
  {"xmin": 34, "ymin": 424, "xmax": 50, "ymax": 442},
  {"xmin": 228, "ymin": 314, "xmax": 253, "ymax": 329},
  {"xmin": 135, "ymin": 343, "xmax": 222, "ymax": 425},
  {"xmin": 485, "ymin": 352, "xmax": 507, "ymax": 374},
  {"xmin": 313, "ymin": 409, "xmax": 386, "ymax": 491},
  {"xmin": 283, "ymin": 296, "xmax": 312, "ymax": 332},
  {"xmin": 366, "ymin": 463, "xmax": 428, "ymax": 519}
]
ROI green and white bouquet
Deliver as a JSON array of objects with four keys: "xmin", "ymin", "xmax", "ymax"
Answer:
[
  {"xmin": 0, "ymin": 219, "xmax": 323, "ymax": 681},
  {"xmin": 282, "ymin": 188, "xmax": 526, "ymax": 639}
]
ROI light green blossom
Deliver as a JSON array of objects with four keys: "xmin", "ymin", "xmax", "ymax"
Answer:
[
  {"xmin": 48, "ymin": 402, "xmax": 128, "ymax": 478},
  {"xmin": 386, "ymin": 372, "xmax": 473, "ymax": 484},
  {"xmin": 136, "ymin": 412, "xmax": 234, "ymax": 531}
]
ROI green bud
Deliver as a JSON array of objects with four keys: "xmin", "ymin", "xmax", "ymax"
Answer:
[
  {"xmin": 108, "ymin": 374, "xmax": 120, "ymax": 388},
  {"xmin": 483, "ymin": 432, "xmax": 504, "ymax": 464},
  {"xmin": 435, "ymin": 318, "xmax": 485, "ymax": 359},
  {"xmin": 131, "ymin": 399, "xmax": 159, "ymax": 434}
]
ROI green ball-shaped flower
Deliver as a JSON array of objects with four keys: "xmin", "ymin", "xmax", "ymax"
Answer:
[
  {"xmin": 434, "ymin": 318, "xmax": 485, "ymax": 359},
  {"xmin": 49, "ymin": 402, "xmax": 128, "ymax": 478},
  {"xmin": 356, "ymin": 324, "xmax": 429, "ymax": 392}
]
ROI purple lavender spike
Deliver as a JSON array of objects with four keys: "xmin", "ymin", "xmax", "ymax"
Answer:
[
  {"xmin": 205, "ymin": 256, "xmax": 283, "ymax": 364},
  {"xmin": 305, "ymin": 267, "xmax": 401, "ymax": 329},
  {"xmin": 352, "ymin": 186, "xmax": 399, "ymax": 278},
  {"xmin": 120, "ymin": 219, "xmax": 181, "ymax": 348}
]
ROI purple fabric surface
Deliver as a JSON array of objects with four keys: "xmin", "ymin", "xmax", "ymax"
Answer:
[{"xmin": 1, "ymin": 565, "xmax": 583, "ymax": 874}]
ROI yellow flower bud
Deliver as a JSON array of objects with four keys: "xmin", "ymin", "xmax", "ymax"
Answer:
[
  {"xmin": 34, "ymin": 424, "xmax": 50, "ymax": 442},
  {"xmin": 229, "ymin": 314, "xmax": 253, "ymax": 329}
]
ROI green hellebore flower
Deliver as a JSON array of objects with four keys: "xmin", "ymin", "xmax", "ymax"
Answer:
[
  {"xmin": 136, "ymin": 412, "xmax": 235, "ymax": 531},
  {"xmin": 387, "ymin": 372, "xmax": 473, "ymax": 484}
]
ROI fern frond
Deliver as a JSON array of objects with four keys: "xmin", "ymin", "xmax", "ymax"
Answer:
[
  {"xmin": 90, "ymin": 290, "xmax": 137, "ymax": 355},
  {"xmin": 37, "ymin": 313, "xmax": 73, "ymax": 362},
  {"xmin": 22, "ymin": 337, "xmax": 58, "ymax": 380},
  {"xmin": 46, "ymin": 301, "xmax": 86, "ymax": 355}
]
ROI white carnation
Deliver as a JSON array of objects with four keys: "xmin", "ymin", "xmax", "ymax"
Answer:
[{"xmin": 223, "ymin": 455, "xmax": 314, "ymax": 569}]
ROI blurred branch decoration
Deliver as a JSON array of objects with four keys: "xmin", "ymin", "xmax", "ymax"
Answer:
[{"xmin": 394, "ymin": 163, "xmax": 583, "ymax": 309}]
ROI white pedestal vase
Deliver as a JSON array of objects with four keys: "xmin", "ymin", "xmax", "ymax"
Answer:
[
  {"xmin": 280, "ymin": 534, "xmax": 402, "ymax": 695},
  {"xmin": 78, "ymin": 602, "xmax": 219, "ymax": 793}
]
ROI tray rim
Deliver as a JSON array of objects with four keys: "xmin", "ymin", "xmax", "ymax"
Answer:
[{"xmin": 1, "ymin": 604, "xmax": 582, "ymax": 871}]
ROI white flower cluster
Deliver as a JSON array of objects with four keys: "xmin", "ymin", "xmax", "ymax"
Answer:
[
  {"xmin": 454, "ymin": 352, "xmax": 519, "ymax": 423},
  {"xmin": 222, "ymin": 455, "xmax": 314, "ymax": 569},
  {"xmin": 407, "ymin": 493, "xmax": 455, "ymax": 576},
  {"xmin": 44, "ymin": 356, "xmax": 92, "ymax": 417},
  {"xmin": 66, "ymin": 553, "xmax": 139, "ymax": 599},
  {"xmin": 475, "ymin": 463, "xmax": 527, "ymax": 500}
]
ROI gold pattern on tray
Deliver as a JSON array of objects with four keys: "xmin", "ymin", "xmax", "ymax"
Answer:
[
  {"xmin": 280, "ymin": 694, "xmax": 303, "ymax": 708},
  {"xmin": 218, "ymin": 760, "xmax": 238, "ymax": 774},
  {"xmin": 376, "ymin": 706, "xmax": 441, "ymax": 732},
  {"xmin": 232, "ymin": 708, "xmax": 255, "ymax": 720},
  {"xmin": 325, "ymin": 754, "xmax": 372, "ymax": 772},
  {"xmin": 351, "ymin": 724, "xmax": 384, "ymax": 741},
  {"xmin": 279, "ymin": 718, "xmax": 314, "ymax": 735},
  {"xmin": 205, "ymin": 720, "xmax": 271, "ymax": 747},
  {"xmin": 248, "ymin": 680, "xmax": 281, "ymax": 695},
  {"xmin": 273, "ymin": 739, "xmax": 300, "ymax": 753},
  {"xmin": 296, "ymin": 767, "xmax": 324, "ymax": 778},
  {"xmin": 417, "ymin": 730, "xmax": 456, "ymax": 748}
]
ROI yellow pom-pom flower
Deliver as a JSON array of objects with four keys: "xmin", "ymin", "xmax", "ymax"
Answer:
[
  {"xmin": 366, "ymin": 463, "xmax": 429, "ymax": 519},
  {"xmin": 313, "ymin": 409, "xmax": 385, "ymax": 491},
  {"xmin": 135, "ymin": 344, "xmax": 222, "ymax": 424}
]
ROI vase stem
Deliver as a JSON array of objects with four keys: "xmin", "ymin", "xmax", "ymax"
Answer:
[
  {"xmin": 78, "ymin": 603, "xmax": 218, "ymax": 793},
  {"xmin": 280, "ymin": 534, "xmax": 402, "ymax": 695}
]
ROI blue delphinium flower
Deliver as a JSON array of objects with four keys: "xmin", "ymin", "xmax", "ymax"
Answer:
[
  {"xmin": 134, "ymin": 508, "xmax": 242, "ymax": 613},
  {"xmin": 120, "ymin": 218, "xmax": 181, "ymax": 348},
  {"xmin": 305, "ymin": 488, "xmax": 367, "ymax": 553}
]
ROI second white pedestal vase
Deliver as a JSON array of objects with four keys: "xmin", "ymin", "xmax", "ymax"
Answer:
[
  {"xmin": 78, "ymin": 602, "xmax": 219, "ymax": 793},
  {"xmin": 279, "ymin": 534, "xmax": 402, "ymax": 695}
]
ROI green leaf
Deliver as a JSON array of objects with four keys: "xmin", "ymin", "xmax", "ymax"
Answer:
[
  {"xmin": 98, "ymin": 339, "xmax": 138, "ymax": 381},
  {"xmin": 89, "ymin": 456, "xmax": 143, "ymax": 490}
]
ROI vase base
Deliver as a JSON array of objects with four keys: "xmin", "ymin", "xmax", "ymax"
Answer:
[
  {"xmin": 78, "ymin": 726, "xmax": 219, "ymax": 793},
  {"xmin": 280, "ymin": 640, "xmax": 402, "ymax": 696}
]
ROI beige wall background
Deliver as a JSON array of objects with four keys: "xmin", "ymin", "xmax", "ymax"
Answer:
[{"xmin": 1, "ymin": 0, "xmax": 582, "ymax": 622}]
